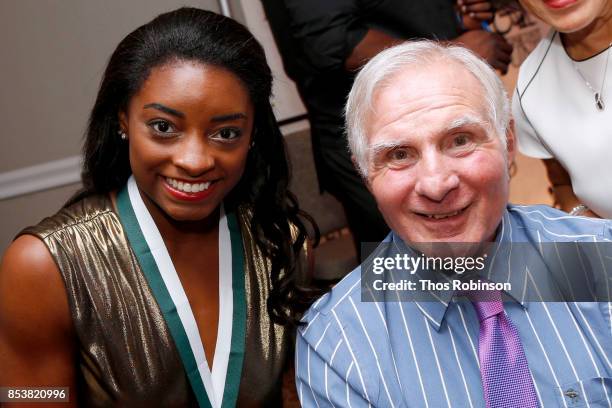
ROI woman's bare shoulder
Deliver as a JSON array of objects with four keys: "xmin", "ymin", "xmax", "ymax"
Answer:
[
  {"xmin": 0, "ymin": 234, "xmax": 72, "ymax": 336},
  {"xmin": 0, "ymin": 235, "xmax": 72, "ymax": 356},
  {"xmin": 0, "ymin": 235, "xmax": 75, "ymax": 388}
]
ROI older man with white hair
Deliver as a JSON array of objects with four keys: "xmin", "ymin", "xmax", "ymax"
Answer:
[{"xmin": 295, "ymin": 41, "xmax": 612, "ymax": 408}]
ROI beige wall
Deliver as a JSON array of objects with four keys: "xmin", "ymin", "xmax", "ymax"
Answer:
[
  {"xmin": 0, "ymin": 0, "xmax": 222, "ymax": 173},
  {"xmin": 0, "ymin": 183, "xmax": 81, "ymax": 251}
]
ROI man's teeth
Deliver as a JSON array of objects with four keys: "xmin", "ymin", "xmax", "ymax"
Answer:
[
  {"xmin": 426, "ymin": 210, "xmax": 461, "ymax": 219},
  {"xmin": 166, "ymin": 177, "xmax": 211, "ymax": 193}
]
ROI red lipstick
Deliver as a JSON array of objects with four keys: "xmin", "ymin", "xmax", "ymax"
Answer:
[{"xmin": 162, "ymin": 178, "xmax": 216, "ymax": 202}]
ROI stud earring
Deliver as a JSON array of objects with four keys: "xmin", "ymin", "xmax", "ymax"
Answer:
[{"xmin": 118, "ymin": 129, "xmax": 127, "ymax": 140}]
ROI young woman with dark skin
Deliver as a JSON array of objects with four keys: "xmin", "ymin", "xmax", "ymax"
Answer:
[{"xmin": 0, "ymin": 8, "xmax": 314, "ymax": 407}]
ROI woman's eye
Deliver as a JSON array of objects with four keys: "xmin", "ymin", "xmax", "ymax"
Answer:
[
  {"xmin": 149, "ymin": 120, "xmax": 176, "ymax": 135},
  {"xmin": 213, "ymin": 128, "xmax": 242, "ymax": 141}
]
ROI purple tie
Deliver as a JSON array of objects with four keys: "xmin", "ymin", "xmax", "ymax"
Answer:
[{"xmin": 468, "ymin": 290, "xmax": 539, "ymax": 408}]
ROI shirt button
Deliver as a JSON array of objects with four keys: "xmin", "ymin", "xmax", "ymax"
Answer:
[{"xmin": 564, "ymin": 388, "xmax": 580, "ymax": 404}]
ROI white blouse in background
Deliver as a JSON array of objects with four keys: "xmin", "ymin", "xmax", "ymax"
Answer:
[{"xmin": 513, "ymin": 30, "xmax": 612, "ymax": 219}]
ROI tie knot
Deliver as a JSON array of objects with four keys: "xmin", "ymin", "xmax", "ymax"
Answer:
[{"xmin": 465, "ymin": 290, "xmax": 504, "ymax": 322}]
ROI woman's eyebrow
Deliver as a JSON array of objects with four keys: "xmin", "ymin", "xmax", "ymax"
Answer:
[
  {"xmin": 143, "ymin": 103, "xmax": 185, "ymax": 118},
  {"xmin": 211, "ymin": 112, "xmax": 247, "ymax": 122}
]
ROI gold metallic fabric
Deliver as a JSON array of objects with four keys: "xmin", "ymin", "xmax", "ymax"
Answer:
[{"xmin": 21, "ymin": 194, "xmax": 291, "ymax": 407}]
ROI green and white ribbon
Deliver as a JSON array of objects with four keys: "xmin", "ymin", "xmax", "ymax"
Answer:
[{"xmin": 117, "ymin": 176, "xmax": 246, "ymax": 407}]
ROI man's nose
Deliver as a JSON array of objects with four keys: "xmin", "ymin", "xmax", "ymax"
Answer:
[
  {"xmin": 413, "ymin": 153, "xmax": 459, "ymax": 202},
  {"xmin": 173, "ymin": 134, "xmax": 215, "ymax": 177}
]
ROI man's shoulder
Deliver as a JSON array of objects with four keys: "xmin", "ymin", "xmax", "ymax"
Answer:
[
  {"xmin": 299, "ymin": 262, "xmax": 382, "ymax": 343},
  {"xmin": 507, "ymin": 204, "xmax": 612, "ymax": 241},
  {"xmin": 301, "ymin": 264, "xmax": 362, "ymax": 323}
]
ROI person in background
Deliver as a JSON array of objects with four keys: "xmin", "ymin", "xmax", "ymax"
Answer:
[
  {"xmin": 0, "ymin": 8, "xmax": 313, "ymax": 407},
  {"xmin": 296, "ymin": 40, "xmax": 611, "ymax": 407},
  {"xmin": 513, "ymin": 0, "xmax": 612, "ymax": 218},
  {"xmin": 262, "ymin": 0, "xmax": 513, "ymax": 253}
]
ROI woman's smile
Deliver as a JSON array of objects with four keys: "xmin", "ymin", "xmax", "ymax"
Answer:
[{"xmin": 162, "ymin": 175, "xmax": 217, "ymax": 202}]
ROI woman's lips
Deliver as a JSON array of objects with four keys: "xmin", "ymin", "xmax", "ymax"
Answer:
[
  {"xmin": 544, "ymin": 0, "xmax": 578, "ymax": 9},
  {"xmin": 162, "ymin": 176, "xmax": 217, "ymax": 202}
]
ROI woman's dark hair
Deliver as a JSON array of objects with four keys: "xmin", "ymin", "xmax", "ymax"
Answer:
[{"xmin": 73, "ymin": 7, "xmax": 318, "ymax": 325}]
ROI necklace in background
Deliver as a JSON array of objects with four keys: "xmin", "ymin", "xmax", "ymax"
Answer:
[{"xmin": 573, "ymin": 43, "xmax": 612, "ymax": 111}]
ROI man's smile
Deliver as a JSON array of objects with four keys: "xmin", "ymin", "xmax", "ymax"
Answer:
[{"xmin": 413, "ymin": 204, "xmax": 471, "ymax": 220}]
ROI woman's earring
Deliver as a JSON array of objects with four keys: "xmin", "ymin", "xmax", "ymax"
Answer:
[{"xmin": 118, "ymin": 129, "xmax": 127, "ymax": 140}]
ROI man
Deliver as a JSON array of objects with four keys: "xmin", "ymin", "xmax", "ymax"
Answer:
[
  {"xmin": 296, "ymin": 41, "xmax": 611, "ymax": 407},
  {"xmin": 261, "ymin": 0, "xmax": 512, "ymax": 249}
]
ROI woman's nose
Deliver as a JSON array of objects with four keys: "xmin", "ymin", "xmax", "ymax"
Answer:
[{"xmin": 172, "ymin": 134, "xmax": 215, "ymax": 177}]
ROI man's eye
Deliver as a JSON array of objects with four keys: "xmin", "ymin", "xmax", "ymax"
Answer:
[
  {"xmin": 449, "ymin": 134, "xmax": 476, "ymax": 154},
  {"xmin": 384, "ymin": 147, "xmax": 416, "ymax": 169},
  {"xmin": 453, "ymin": 134, "xmax": 469, "ymax": 146},
  {"xmin": 213, "ymin": 128, "xmax": 242, "ymax": 141},
  {"xmin": 390, "ymin": 149, "xmax": 408, "ymax": 161},
  {"xmin": 149, "ymin": 120, "xmax": 176, "ymax": 134}
]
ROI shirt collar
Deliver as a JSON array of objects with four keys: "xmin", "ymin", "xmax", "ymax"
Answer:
[
  {"xmin": 388, "ymin": 233, "xmax": 455, "ymax": 330},
  {"xmin": 481, "ymin": 208, "xmax": 554, "ymax": 309},
  {"xmin": 390, "ymin": 207, "xmax": 539, "ymax": 331}
]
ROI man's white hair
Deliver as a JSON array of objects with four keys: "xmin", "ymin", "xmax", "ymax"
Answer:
[{"xmin": 345, "ymin": 40, "xmax": 511, "ymax": 177}]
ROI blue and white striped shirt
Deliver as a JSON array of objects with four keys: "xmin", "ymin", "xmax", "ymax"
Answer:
[{"xmin": 296, "ymin": 205, "xmax": 612, "ymax": 407}]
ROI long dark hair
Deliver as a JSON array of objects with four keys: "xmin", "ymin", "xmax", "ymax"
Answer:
[{"xmin": 73, "ymin": 7, "xmax": 318, "ymax": 325}]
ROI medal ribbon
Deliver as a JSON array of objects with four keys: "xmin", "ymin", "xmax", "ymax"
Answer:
[{"xmin": 117, "ymin": 176, "xmax": 246, "ymax": 408}]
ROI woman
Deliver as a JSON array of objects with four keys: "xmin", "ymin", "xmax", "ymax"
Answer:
[
  {"xmin": 512, "ymin": 0, "xmax": 612, "ymax": 218},
  {"xmin": 0, "ymin": 8, "xmax": 313, "ymax": 407}
]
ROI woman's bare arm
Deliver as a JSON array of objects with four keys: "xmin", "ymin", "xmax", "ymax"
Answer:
[
  {"xmin": 543, "ymin": 158, "xmax": 599, "ymax": 217},
  {"xmin": 0, "ymin": 235, "xmax": 77, "ymax": 407}
]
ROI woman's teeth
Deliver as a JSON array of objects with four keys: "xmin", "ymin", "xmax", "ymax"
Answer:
[{"xmin": 166, "ymin": 177, "xmax": 211, "ymax": 193}]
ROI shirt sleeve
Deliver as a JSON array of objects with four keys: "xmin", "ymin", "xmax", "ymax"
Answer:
[
  {"xmin": 512, "ymin": 88, "xmax": 554, "ymax": 159},
  {"xmin": 281, "ymin": 0, "xmax": 369, "ymax": 72},
  {"xmin": 296, "ymin": 329, "xmax": 371, "ymax": 407}
]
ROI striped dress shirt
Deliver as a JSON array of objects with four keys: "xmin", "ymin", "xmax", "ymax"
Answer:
[{"xmin": 296, "ymin": 205, "xmax": 612, "ymax": 407}]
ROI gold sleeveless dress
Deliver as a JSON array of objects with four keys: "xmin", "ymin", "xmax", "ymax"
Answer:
[{"xmin": 21, "ymin": 194, "xmax": 293, "ymax": 407}]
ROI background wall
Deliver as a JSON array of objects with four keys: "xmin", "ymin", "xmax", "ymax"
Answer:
[{"xmin": 0, "ymin": 0, "xmax": 225, "ymax": 173}]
